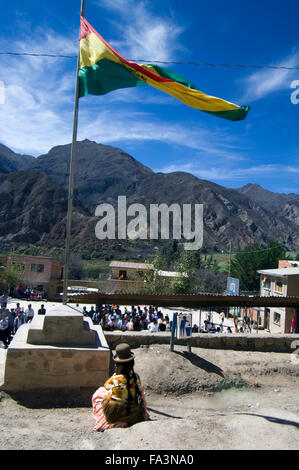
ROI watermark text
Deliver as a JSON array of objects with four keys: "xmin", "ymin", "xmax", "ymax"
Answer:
[
  {"xmin": 95, "ymin": 196, "xmax": 203, "ymax": 250},
  {"xmin": 290, "ymin": 80, "xmax": 299, "ymax": 105}
]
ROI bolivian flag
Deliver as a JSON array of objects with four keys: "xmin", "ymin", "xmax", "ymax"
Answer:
[{"xmin": 79, "ymin": 16, "xmax": 249, "ymax": 121}]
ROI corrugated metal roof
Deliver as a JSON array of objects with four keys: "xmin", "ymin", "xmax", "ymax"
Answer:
[{"xmin": 68, "ymin": 292, "xmax": 299, "ymax": 308}]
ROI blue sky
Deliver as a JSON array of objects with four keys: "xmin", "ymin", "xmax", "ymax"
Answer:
[{"xmin": 0, "ymin": 0, "xmax": 298, "ymax": 193}]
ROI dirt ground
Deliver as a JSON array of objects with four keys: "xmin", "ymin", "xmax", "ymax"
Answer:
[{"xmin": 0, "ymin": 343, "xmax": 299, "ymax": 451}]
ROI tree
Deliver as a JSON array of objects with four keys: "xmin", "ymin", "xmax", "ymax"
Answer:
[
  {"xmin": 68, "ymin": 253, "xmax": 86, "ymax": 280},
  {"xmin": 231, "ymin": 240, "xmax": 286, "ymax": 292},
  {"xmin": 0, "ymin": 263, "xmax": 23, "ymax": 295},
  {"xmin": 140, "ymin": 253, "xmax": 168, "ymax": 295},
  {"xmin": 85, "ymin": 264, "xmax": 101, "ymax": 280},
  {"xmin": 159, "ymin": 240, "xmax": 181, "ymax": 268},
  {"xmin": 195, "ymin": 269, "xmax": 227, "ymax": 294},
  {"xmin": 170, "ymin": 251, "xmax": 196, "ymax": 294}
]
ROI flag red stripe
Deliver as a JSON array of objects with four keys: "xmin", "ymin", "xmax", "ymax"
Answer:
[{"xmin": 80, "ymin": 16, "xmax": 171, "ymax": 84}]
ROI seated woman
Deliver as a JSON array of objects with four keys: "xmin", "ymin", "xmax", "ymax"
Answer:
[{"xmin": 92, "ymin": 343, "xmax": 150, "ymax": 431}]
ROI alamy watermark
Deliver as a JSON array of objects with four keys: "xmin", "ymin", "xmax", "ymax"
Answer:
[
  {"xmin": 95, "ymin": 196, "xmax": 203, "ymax": 250},
  {"xmin": 290, "ymin": 80, "xmax": 299, "ymax": 105},
  {"xmin": 0, "ymin": 81, "xmax": 5, "ymax": 105}
]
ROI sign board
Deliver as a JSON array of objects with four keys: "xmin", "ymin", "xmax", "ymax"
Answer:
[
  {"xmin": 227, "ymin": 277, "xmax": 239, "ymax": 296},
  {"xmin": 170, "ymin": 312, "xmax": 192, "ymax": 352},
  {"xmin": 177, "ymin": 313, "xmax": 192, "ymax": 339}
]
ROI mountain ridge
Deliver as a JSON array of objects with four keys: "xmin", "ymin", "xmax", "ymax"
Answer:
[
  {"xmin": 237, "ymin": 183, "xmax": 299, "ymax": 227},
  {"xmin": 0, "ymin": 140, "xmax": 298, "ymax": 253}
]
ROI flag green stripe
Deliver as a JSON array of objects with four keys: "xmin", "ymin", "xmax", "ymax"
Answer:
[
  {"xmin": 204, "ymin": 106, "xmax": 250, "ymax": 121},
  {"xmin": 79, "ymin": 58, "xmax": 146, "ymax": 97}
]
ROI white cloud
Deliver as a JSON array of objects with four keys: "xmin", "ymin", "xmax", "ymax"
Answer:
[
  {"xmin": 286, "ymin": 166, "xmax": 299, "ymax": 173},
  {"xmin": 239, "ymin": 51, "xmax": 299, "ymax": 103},
  {"xmin": 95, "ymin": 0, "xmax": 184, "ymax": 62},
  {"xmin": 155, "ymin": 161, "xmax": 299, "ymax": 182},
  {"xmin": 0, "ymin": 29, "xmax": 77, "ymax": 154},
  {"xmin": 76, "ymin": 107, "xmax": 246, "ymax": 163}
]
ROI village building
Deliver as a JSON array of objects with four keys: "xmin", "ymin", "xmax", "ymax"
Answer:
[
  {"xmin": 257, "ymin": 265, "xmax": 299, "ymax": 333},
  {"xmin": 108, "ymin": 260, "xmax": 187, "ymax": 294},
  {"xmin": 240, "ymin": 260, "xmax": 299, "ymax": 333},
  {"xmin": 0, "ymin": 254, "xmax": 64, "ymax": 300}
]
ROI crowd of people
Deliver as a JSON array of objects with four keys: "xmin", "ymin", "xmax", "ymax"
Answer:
[
  {"xmin": 0, "ymin": 300, "xmax": 244, "ymax": 349},
  {"xmin": 0, "ymin": 302, "xmax": 47, "ymax": 349},
  {"xmin": 15, "ymin": 284, "xmax": 48, "ymax": 301},
  {"xmin": 82, "ymin": 304, "xmax": 172, "ymax": 333},
  {"xmin": 80, "ymin": 304, "xmax": 236, "ymax": 334}
]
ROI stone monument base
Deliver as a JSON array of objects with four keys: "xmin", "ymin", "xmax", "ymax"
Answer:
[{"xmin": 0, "ymin": 306, "xmax": 111, "ymax": 406}]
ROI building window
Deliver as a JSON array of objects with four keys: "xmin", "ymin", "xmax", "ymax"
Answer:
[
  {"xmin": 12, "ymin": 262, "xmax": 25, "ymax": 272},
  {"xmin": 262, "ymin": 275, "xmax": 270, "ymax": 289},
  {"xmin": 274, "ymin": 312, "xmax": 281, "ymax": 325},
  {"xmin": 31, "ymin": 264, "xmax": 44, "ymax": 273},
  {"xmin": 118, "ymin": 270, "xmax": 127, "ymax": 280},
  {"xmin": 274, "ymin": 281, "xmax": 283, "ymax": 293}
]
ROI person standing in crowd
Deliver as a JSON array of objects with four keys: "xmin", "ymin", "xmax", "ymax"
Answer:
[
  {"xmin": 15, "ymin": 303, "xmax": 22, "ymax": 315},
  {"xmin": 16, "ymin": 284, "xmax": 23, "ymax": 299},
  {"xmin": 25, "ymin": 304, "xmax": 35, "ymax": 323},
  {"xmin": 91, "ymin": 343, "xmax": 150, "ymax": 431},
  {"xmin": 38, "ymin": 304, "xmax": 46, "ymax": 315},
  {"xmin": 0, "ymin": 295, "xmax": 8, "ymax": 309},
  {"xmin": 148, "ymin": 318, "xmax": 158, "ymax": 333},
  {"xmin": 88, "ymin": 306, "xmax": 95, "ymax": 319},
  {"xmin": 0, "ymin": 311, "xmax": 10, "ymax": 348},
  {"xmin": 165, "ymin": 316, "xmax": 171, "ymax": 331},
  {"xmin": 7, "ymin": 308, "xmax": 16, "ymax": 338},
  {"xmin": 82, "ymin": 306, "xmax": 88, "ymax": 316},
  {"xmin": 92, "ymin": 309, "xmax": 100, "ymax": 324},
  {"xmin": 126, "ymin": 318, "xmax": 134, "ymax": 331},
  {"xmin": 14, "ymin": 311, "xmax": 25, "ymax": 332}
]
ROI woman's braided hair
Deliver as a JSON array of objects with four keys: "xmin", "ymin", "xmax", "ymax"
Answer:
[{"xmin": 119, "ymin": 359, "xmax": 141, "ymax": 415}]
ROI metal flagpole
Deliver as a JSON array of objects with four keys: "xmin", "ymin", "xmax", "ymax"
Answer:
[{"xmin": 62, "ymin": 0, "xmax": 86, "ymax": 304}]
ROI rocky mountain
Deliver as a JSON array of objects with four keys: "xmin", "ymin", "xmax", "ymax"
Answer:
[
  {"xmin": 0, "ymin": 141, "xmax": 298, "ymax": 253},
  {"xmin": 0, "ymin": 169, "xmax": 90, "ymax": 243},
  {"xmin": 25, "ymin": 139, "xmax": 154, "ymax": 213},
  {"xmin": 237, "ymin": 183, "xmax": 299, "ymax": 226},
  {"xmin": 0, "ymin": 143, "xmax": 34, "ymax": 174},
  {"xmin": 125, "ymin": 172, "xmax": 299, "ymax": 250}
]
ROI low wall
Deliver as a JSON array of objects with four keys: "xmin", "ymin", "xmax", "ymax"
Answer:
[{"xmin": 104, "ymin": 330, "xmax": 299, "ymax": 353}]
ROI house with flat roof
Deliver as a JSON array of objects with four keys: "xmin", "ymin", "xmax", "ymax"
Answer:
[
  {"xmin": 1, "ymin": 254, "xmax": 64, "ymax": 300},
  {"xmin": 257, "ymin": 266, "xmax": 299, "ymax": 333},
  {"xmin": 108, "ymin": 260, "xmax": 187, "ymax": 294}
]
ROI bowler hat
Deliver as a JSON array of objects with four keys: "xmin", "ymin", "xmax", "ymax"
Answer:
[{"xmin": 113, "ymin": 343, "xmax": 135, "ymax": 363}]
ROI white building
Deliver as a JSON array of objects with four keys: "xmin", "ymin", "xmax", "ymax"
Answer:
[{"xmin": 258, "ymin": 267, "xmax": 299, "ymax": 333}]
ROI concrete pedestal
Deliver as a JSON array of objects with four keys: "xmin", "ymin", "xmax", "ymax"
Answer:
[{"xmin": 0, "ymin": 306, "xmax": 110, "ymax": 406}]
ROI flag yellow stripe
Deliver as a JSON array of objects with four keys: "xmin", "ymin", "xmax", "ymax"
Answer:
[
  {"xmin": 129, "ymin": 65, "xmax": 240, "ymax": 112},
  {"xmin": 80, "ymin": 32, "xmax": 121, "ymax": 69}
]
